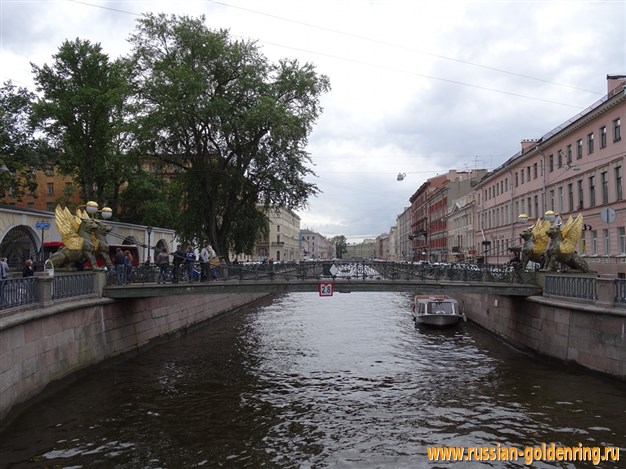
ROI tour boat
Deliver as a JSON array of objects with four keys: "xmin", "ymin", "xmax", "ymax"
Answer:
[{"xmin": 411, "ymin": 294, "xmax": 465, "ymax": 327}]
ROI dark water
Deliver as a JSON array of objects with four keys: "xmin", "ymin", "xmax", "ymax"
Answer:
[{"xmin": 1, "ymin": 292, "xmax": 625, "ymax": 468}]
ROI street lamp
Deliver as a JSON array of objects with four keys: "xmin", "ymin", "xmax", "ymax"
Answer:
[
  {"xmin": 518, "ymin": 211, "xmax": 557, "ymax": 224},
  {"xmin": 78, "ymin": 201, "xmax": 112, "ymax": 219},
  {"xmin": 146, "ymin": 226, "xmax": 152, "ymax": 261}
]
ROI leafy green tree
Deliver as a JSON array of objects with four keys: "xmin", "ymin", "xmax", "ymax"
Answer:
[
  {"xmin": 118, "ymin": 171, "xmax": 174, "ymax": 228},
  {"xmin": 331, "ymin": 235, "xmax": 348, "ymax": 259},
  {"xmin": 126, "ymin": 13, "xmax": 330, "ymax": 257},
  {"xmin": 31, "ymin": 39, "xmax": 132, "ymax": 210},
  {"xmin": 0, "ymin": 81, "xmax": 50, "ymax": 198}
]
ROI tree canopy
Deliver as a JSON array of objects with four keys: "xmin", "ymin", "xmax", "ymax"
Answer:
[
  {"xmin": 126, "ymin": 13, "xmax": 330, "ymax": 256},
  {"xmin": 331, "ymin": 235, "xmax": 348, "ymax": 258},
  {"xmin": 31, "ymin": 38, "xmax": 132, "ymax": 210},
  {"xmin": 0, "ymin": 82, "xmax": 49, "ymax": 198}
]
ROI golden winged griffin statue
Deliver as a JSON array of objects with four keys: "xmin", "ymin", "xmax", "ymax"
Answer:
[
  {"xmin": 46, "ymin": 205, "xmax": 112, "ymax": 270},
  {"xmin": 519, "ymin": 213, "xmax": 590, "ymax": 273}
]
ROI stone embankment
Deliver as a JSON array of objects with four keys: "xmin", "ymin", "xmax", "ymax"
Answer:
[{"xmin": 0, "ymin": 288, "xmax": 268, "ymax": 425}]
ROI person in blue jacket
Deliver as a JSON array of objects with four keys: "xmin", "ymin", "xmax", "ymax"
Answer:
[{"xmin": 184, "ymin": 245, "xmax": 196, "ymax": 282}]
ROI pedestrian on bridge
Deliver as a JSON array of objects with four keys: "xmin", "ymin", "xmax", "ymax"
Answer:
[
  {"xmin": 185, "ymin": 245, "xmax": 196, "ymax": 282},
  {"xmin": 0, "ymin": 257, "xmax": 8, "ymax": 306},
  {"xmin": 22, "ymin": 259, "xmax": 34, "ymax": 277},
  {"xmin": 157, "ymin": 248, "xmax": 169, "ymax": 284},
  {"xmin": 113, "ymin": 248, "xmax": 126, "ymax": 286},
  {"xmin": 207, "ymin": 245, "xmax": 219, "ymax": 281},
  {"xmin": 199, "ymin": 244, "xmax": 210, "ymax": 282},
  {"xmin": 172, "ymin": 246, "xmax": 185, "ymax": 283}
]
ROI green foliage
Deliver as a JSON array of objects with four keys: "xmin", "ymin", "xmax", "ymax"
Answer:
[
  {"xmin": 126, "ymin": 13, "xmax": 330, "ymax": 257},
  {"xmin": 31, "ymin": 38, "xmax": 133, "ymax": 208},
  {"xmin": 118, "ymin": 171, "xmax": 174, "ymax": 227},
  {"xmin": 0, "ymin": 81, "xmax": 50, "ymax": 198},
  {"xmin": 331, "ymin": 235, "xmax": 348, "ymax": 258}
]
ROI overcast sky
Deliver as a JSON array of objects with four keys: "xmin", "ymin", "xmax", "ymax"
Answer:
[{"xmin": 1, "ymin": 0, "xmax": 625, "ymax": 243}]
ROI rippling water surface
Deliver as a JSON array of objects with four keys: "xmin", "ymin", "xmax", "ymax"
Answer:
[{"xmin": 1, "ymin": 292, "xmax": 625, "ymax": 468}]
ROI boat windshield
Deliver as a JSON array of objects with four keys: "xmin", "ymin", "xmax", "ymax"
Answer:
[{"xmin": 429, "ymin": 302, "xmax": 455, "ymax": 314}]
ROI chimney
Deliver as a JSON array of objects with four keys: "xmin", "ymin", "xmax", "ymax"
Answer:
[
  {"xmin": 521, "ymin": 139, "xmax": 538, "ymax": 153},
  {"xmin": 607, "ymin": 74, "xmax": 626, "ymax": 96}
]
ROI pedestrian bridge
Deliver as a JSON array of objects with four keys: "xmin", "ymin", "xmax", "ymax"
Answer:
[{"xmin": 102, "ymin": 260, "xmax": 542, "ymax": 298}]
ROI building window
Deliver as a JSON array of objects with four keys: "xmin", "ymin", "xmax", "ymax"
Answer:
[
  {"xmin": 558, "ymin": 187, "xmax": 563, "ymax": 213},
  {"xmin": 27, "ymin": 202, "xmax": 35, "ymax": 209},
  {"xmin": 600, "ymin": 126, "xmax": 607, "ymax": 148},
  {"xmin": 534, "ymin": 195, "xmax": 539, "ymax": 218},
  {"xmin": 614, "ymin": 118, "xmax": 621, "ymax": 141},
  {"xmin": 616, "ymin": 165, "xmax": 623, "ymax": 201},
  {"xmin": 591, "ymin": 230, "xmax": 598, "ymax": 255},
  {"xmin": 619, "ymin": 227, "xmax": 626, "ymax": 254},
  {"xmin": 47, "ymin": 183, "xmax": 54, "ymax": 196},
  {"xmin": 549, "ymin": 190, "xmax": 555, "ymax": 211},
  {"xmin": 577, "ymin": 139, "xmax": 583, "ymax": 159},
  {"xmin": 549, "ymin": 155, "xmax": 554, "ymax": 172},
  {"xmin": 577, "ymin": 180, "xmax": 584, "ymax": 209},
  {"xmin": 601, "ymin": 171, "xmax": 608, "ymax": 204},
  {"xmin": 589, "ymin": 175, "xmax": 596, "ymax": 207},
  {"xmin": 567, "ymin": 144, "xmax": 572, "ymax": 164},
  {"xmin": 515, "ymin": 172, "xmax": 519, "ymax": 187},
  {"xmin": 45, "ymin": 165, "xmax": 54, "ymax": 176},
  {"xmin": 521, "ymin": 171, "xmax": 524, "ymax": 184},
  {"xmin": 527, "ymin": 167, "xmax": 531, "ymax": 181},
  {"xmin": 46, "ymin": 202, "xmax": 54, "ymax": 211},
  {"xmin": 587, "ymin": 133, "xmax": 594, "ymax": 154},
  {"xmin": 604, "ymin": 229, "xmax": 610, "ymax": 256},
  {"xmin": 567, "ymin": 183, "xmax": 574, "ymax": 212},
  {"xmin": 533, "ymin": 163, "xmax": 538, "ymax": 179},
  {"xmin": 557, "ymin": 151, "xmax": 563, "ymax": 168}
]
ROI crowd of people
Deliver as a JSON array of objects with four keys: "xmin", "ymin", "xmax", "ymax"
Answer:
[
  {"xmin": 169, "ymin": 244, "xmax": 220, "ymax": 284},
  {"xmin": 1, "ymin": 242, "xmax": 222, "ymax": 287}
]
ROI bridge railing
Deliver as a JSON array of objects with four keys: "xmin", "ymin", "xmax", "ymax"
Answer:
[
  {"xmin": 1, "ymin": 272, "xmax": 99, "ymax": 312},
  {"xmin": 104, "ymin": 260, "xmax": 534, "ymax": 285},
  {"xmin": 544, "ymin": 274, "xmax": 597, "ymax": 301},
  {"xmin": 0, "ymin": 277, "xmax": 38, "ymax": 310},
  {"xmin": 104, "ymin": 261, "xmax": 310, "ymax": 285},
  {"xmin": 52, "ymin": 272, "xmax": 95, "ymax": 300}
]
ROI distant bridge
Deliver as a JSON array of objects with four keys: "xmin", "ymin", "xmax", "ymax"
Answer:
[{"xmin": 102, "ymin": 260, "xmax": 542, "ymax": 299}]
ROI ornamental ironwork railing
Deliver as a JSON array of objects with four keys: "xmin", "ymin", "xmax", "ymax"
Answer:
[{"xmin": 544, "ymin": 274, "xmax": 597, "ymax": 301}]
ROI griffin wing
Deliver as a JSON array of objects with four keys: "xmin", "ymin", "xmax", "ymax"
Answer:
[
  {"xmin": 531, "ymin": 219, "xmax": 551, "ymax": 255},
  {"xmin": 54, "ymin": 205, "xmax": 83, "ymax": 250},
  {"xmin": 560, "ymin": 214, "xmax": 583, "ymax": 254}
]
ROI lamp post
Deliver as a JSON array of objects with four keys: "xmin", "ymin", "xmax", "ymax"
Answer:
[
  {"xmin": 146, "ymin": 226, "xmax": 152, "ymax": 261},
  {"xmin": 78, "ymin": 201, "xmax": 112, "ymax": 219}
]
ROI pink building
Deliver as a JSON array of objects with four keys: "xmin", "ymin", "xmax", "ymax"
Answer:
[{"xmin": 474, "ymin": 75, "xmax": 626, "ymax": 275}]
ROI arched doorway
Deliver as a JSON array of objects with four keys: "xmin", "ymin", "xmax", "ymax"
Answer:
[
  {"xmin": 0, "ymin": 225, "xmax": 38, "ymax": 270},
  {"xmin": 155, "ymin": 239, "xmax": 169, "ymax": 256}
]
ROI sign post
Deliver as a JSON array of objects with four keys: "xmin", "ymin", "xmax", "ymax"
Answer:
[
  {"xmin": 35, "ymin": 221, "xmax": 51, "ymax": 263},
  {"xmin": 318, "ymin": 281, "xmax": 334, "ymax": 297}
]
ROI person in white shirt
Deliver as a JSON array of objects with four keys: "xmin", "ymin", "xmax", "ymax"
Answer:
[{"xmin": 199, "ymin": 244, "xmax": 210, "ymax": 282}]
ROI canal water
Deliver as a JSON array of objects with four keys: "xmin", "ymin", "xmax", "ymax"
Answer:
[{"xmin": 1, "ymin": 292, "xmax": 625, "ymax": 468}]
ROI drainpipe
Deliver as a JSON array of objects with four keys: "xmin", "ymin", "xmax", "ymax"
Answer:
[{"xmin": 535, "ymin": 143, "xmax": 547, "ymax": 217}]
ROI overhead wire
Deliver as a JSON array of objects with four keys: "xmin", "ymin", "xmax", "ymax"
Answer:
[
  {"xmin": 205, "ymin": 0, "xmax": 602, "ymax": 96},
  {"xmin": 0, "ymin": 0, "xmax": 599, "ymax": 109}
]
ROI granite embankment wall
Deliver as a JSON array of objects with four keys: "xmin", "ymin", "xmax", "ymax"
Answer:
[
  {"xmin": 458, "ymin": 293, "xmax": 626, "ymax": 380},
  {"xmin": 0, "ymin": 292, "xmax": 268, "ymax": 424}
]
